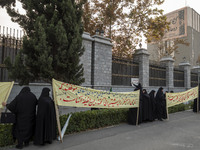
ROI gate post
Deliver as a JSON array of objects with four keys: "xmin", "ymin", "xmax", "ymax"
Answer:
[
  {"xmin": 160, "ymin": 56, "xmax": 174, "ymax": 91},
  {"xmin": 134, "ymin": 48, "xmax": 150, "ymax": 88},
  {"xmin": 179, "ymin": 62, "xmax": 191, "ymax": 89}
]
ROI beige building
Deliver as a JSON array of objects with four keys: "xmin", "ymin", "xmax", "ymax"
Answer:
[{"xmin": 147, "ymin": 7, "xmax": 200, "ymax": 67}]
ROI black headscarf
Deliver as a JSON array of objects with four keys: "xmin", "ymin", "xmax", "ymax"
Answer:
[
  {"xmin": 149, "ymin": 90, "xmax": 155, "ymax": 98},
  {"xmin": 143, "ymin": 89, "xmax": 148, "ymax": 94},
  {"xmin": 39, "ymin": 88, "xmax": 50, "ymax": 99},
  {"xmin": 19, "ymin": 87, "xmax": 30, "ymax": 95},
  {"xmin": 155, "ymin": 87, "xmax": 164, "ymax": 101}
]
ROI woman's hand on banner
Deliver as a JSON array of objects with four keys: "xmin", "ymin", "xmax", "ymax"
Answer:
[{"xmin": 2, "ymin": 102, "xmax": 6, "ymax": 106}]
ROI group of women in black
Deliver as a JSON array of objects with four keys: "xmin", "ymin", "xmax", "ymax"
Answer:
[
  {"xmin": 1, "ymin": 87, "xmax": 57, "ymax": 149},
  {"xmin": 128, "ymin": 84, "xmax": 168, "ymax": 125}
]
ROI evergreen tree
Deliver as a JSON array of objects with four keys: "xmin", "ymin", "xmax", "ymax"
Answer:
[{"xmin": 2, "ymin": 0, "xmax": 85, "ymax": 85}]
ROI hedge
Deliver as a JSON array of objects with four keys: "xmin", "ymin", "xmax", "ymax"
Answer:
[
  {"xmin": 60, "ymin": 108, "xmax": 128, "ymax": 134},
  {"xmin": 0, "ymin": 124, "xmax": 14, "ymax": 147},
  {"xmin": 0, "ymin": 103, "xmax": 193, "ymax": 147}
]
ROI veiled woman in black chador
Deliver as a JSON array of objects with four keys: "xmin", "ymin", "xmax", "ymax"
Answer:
[
  {"xmin": 148, "ymin": 90, "xmax": 156, "ymax": 121},
  {"xmin": 128, "ymin": 83, "xmax": 143, "ymax": 125},
  {"xmin": 34, "ymin": 88, "xmax": 57, "ymax": 145},
  {"xmin": 5, "ymin": 87, "xmax": 37, "ymax": 149},
  {"xmin": 155, "ymin": 87, "xmax": 166, "ymax": 121},
  {"xmin": 193, "ymin": 90, "xmax": 200, "ymax": 112}
]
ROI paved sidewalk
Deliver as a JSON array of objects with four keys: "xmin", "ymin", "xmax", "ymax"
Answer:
[{"xmin": 2, "ymin": 110, "xmax": 200, "ymax": 150}]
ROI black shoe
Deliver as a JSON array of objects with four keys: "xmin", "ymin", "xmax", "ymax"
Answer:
[
  {"xmin": 158, "ymin": 119, "xmax": 163, "ymax": 121},
  {"xmin": 46, "ymin": 141, "xmax": 52, "ymax": 144},
  {"xmin": 16, "ymin": 144, "xmax": 23, "ymax": 149}
]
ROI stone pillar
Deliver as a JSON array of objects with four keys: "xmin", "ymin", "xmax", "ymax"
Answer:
[
  {"xmin": 179, "ymin": 62, "xmax": 191, "ymax": 89},
  {"xmin": 134, "ymin": 48, "xmax": 149, "ymax": 88},
  {"xmin": 91, "ymin": 34, "xmax": 113, "ymax": 88},
  {"xmin": 81, "ymin": 32, "xmax": 93, "ymax": 86},
  {"xmin": 160, "ymin": 56, "xmax": 174, "ymax": 89}
]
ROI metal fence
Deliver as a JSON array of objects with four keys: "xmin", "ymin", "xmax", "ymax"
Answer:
[
  {"xmin": 191, "ymin": 72, "xmax": 198, "ymax": 87},
  {"xmin": 0, "ymin": 26, "xmax": 23, "ymax": 81},
  {"xmin": 174, "ymin": 68, "xmax": 184, "ymax": 87},
  {"xmin": 112, "ymin": 57, "xmax": 139, "ymax": 86},
  {"xmin": 149, "ymin": 63, "xmax": 166, "ymax": 87}
]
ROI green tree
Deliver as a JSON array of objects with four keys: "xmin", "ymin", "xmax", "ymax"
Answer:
[
  {"xmin": 2, "ymin": 0, "xmax": 85, "ymax": 85},
  {"xmin": 82, "ymin": 0, "xmax": 169, "ymax": 59}
]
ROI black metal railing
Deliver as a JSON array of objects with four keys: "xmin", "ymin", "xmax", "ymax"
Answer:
[
  {"xmin": 174, "ymin": 68, "xmax": 184, "ymax": 87},
  {"xmin": 149, "ymin": 64, "xmax": 166, "ymax": 86},
  {"xmin": 191, "ymin": 72, "xmax": 198, "ymax": 87},
  {"xmin": 112, "ymin": 57, "xmax": 139, "ymax": 86},
  {"xmin": 0, "ymin": 26, "xmax": 23, "ymax": 81}
]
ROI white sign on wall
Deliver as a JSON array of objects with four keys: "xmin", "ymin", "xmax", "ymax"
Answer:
[{"xmin": 131, "ymin": 78, "xmax": 139, "ymax": 87}]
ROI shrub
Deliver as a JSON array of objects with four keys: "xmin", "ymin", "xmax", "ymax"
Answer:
[
  {"xmin": 0, "ymin": 124, "xmax": 15, "ymax": 147},
  {"xmin": 60, "ymin": 109, "xmax": 128, "ymax": 134},
  {"xmin": 168, "ymin": 104, "xmax": 185, "ymax": 113}
]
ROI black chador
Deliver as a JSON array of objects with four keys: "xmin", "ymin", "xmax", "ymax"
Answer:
[
  {"xmin": 34, "ymin": 88, "xmax": 57, "ymax": 145},
  {"xmin": 128, "ymin": 83, "xmax": 143, "ymax": 125},
  {"xmin": 155, "ymin": 87, "xmax": 166, "ymax": 121},
  {"xmin": 142, "ymin": 89, "xmax": 150, "ymax": 121},
  {"xmin": 6, "ymin": 87, "xmax": 37, "ymax": 149},
  {"xmin": 163, "ymin": 91, "xmax": 168, "ymax": 119},
  {"xmin": 193, "ymin": 90, "xmax": 200, "ymax": 112},
  {"xmin": 148, "ymin": 90, "xmax": 156, "ymax": 121}
]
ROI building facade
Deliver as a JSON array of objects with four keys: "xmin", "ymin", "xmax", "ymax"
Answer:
[{"xmin": 147, "ymin": 7, "xmax": 200, "ymax": 67}]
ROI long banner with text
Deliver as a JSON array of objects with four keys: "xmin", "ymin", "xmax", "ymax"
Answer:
[
  {"xmin": 52, "ymin": 79, "xmax": 139, "ymax": 108},
  {"xmin": 166, "ymin": 86, "xmax": 199, "ymax": 107}
]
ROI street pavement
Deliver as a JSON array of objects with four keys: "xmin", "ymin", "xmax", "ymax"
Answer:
[{"xmin": 2, "ymin": 110, "xmax": 200, "ymax": 150}]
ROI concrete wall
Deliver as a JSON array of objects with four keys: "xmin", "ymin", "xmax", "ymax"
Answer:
[
  {"xmin": 81, "ymin": 32, "xmax": 93, "ymax": 86},
  {"xmin": 92, "ymin": 35, "xmax": 112, "ymax": 87}
]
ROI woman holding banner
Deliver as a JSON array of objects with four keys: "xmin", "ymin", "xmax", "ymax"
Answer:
[
  {"xmin": 2, "ymin": 87, "xmax": 37, "ymax": 149},
  {"xmin": 155, "ymin": 87, "xmax": 165, "ymax": 121},
  {"xmin": 128, "ymin": 83, "xmax": 143, "ymax": 125}
]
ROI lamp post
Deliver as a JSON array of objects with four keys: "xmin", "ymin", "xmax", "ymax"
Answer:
[
  {"xmin": 95, "ymin": 29, "xmax": 100, "ymax": 35},
  {"xmin": 139, "ymin": 43, "xmax": 142, "ymax": 49},
  {"xmin": 96, "ymin": 21, "xmax": 104, "ymax": 36}
]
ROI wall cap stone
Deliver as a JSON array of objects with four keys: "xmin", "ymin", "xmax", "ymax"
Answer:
[
  {"xmin": 14, "ymin": 82, "xmax": 51, "ymax": 86},
  {"xmin": 193, "ymin": 66, "xmax": 200, "ymax": 73},
  {"xmin": 134, "ymin": 48, "xmax": 150, "ymax": 56},
  {"xmin": 160, "ymin": 56, "xmax": 175, "ymax": 62},
  {"xmin": 179, "ymin": 62, "xmax": 191, "ymax": 66},
  {"xmin": 92, "ymin": 35, "xmax": 113, "ymax": 46},
  {"xmin": 193, "ymin": 65, "xmax": 200, "ymax": 69},
  {"xmin": 82, "ymin": 32, "xmax": 94, "ymax": 41}
]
